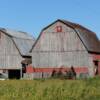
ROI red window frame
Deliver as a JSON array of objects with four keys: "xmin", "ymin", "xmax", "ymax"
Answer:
[{"xmin": 56, "ymin": 26, "xmax": 62, "ymax": 32}]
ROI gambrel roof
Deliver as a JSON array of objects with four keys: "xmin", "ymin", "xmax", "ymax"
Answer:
[
  {"xmin": 0, "ymin": 28, "xmax": 35, "ymax": 56},
  {"xmin": 60, "ymin": 20, "xmax": 100, "ymax": 53},
  {"xmin": 31, "ymin": 19, "xmax": 100, "ymax": 53}
]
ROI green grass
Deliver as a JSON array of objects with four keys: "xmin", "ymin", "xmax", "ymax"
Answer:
[{"xmin": 0, "ymin": 77, "xmax": 100, "ymax": 100}]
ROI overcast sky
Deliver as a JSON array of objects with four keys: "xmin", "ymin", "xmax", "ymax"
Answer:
[{"xmin": 0, "ymin": 0, "xmax": 100, "ymax": 39}]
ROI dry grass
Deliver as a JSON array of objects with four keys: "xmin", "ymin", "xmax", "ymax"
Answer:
[{"xmin": 0, "ymin": 77, "xmax": 100, "ymax": 100}]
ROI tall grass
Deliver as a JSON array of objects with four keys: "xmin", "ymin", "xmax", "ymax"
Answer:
[{"xmin": 0, "ymin": 77, "xmax": 100, "ymax": 100}]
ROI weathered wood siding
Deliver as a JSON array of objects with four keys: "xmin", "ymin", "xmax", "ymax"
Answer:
[
  {"xmin": 0, "ymin": 31, "xmax": 22, "ymax": 69},
  {"xmin": 32, "ymin": 22, "xmax": 94, "ymax": 76}
]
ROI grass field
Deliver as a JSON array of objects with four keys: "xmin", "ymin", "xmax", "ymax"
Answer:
[{"xmin": 0, "ymin": 77, "xmax": 100, "ymax": 100}]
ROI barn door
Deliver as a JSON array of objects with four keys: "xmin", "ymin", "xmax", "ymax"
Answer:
[
  {"xmin": 94, "ymin": 61, "xmax": 99, "ymax": 75},
  {"xmin": 98, "ymin": 61, "xmax": 100, "ymax": 75},
  {"xmin": 22, "ymin": 63, "xmax": 27, "ymax": 77},
  {"xmin": 8, "ymin": 70, "xmax": 21, "ymax": 79}
]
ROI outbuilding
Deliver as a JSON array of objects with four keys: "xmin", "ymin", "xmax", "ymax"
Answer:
[
  {"xmin": 0, "ymin": 28, "xmax": 35, "ymax": 79},
  {"xmin": 31, "ymin": 19, "xmax": 100, "ymax": 78}
]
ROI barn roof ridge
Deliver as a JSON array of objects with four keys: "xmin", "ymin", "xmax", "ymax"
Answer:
[
  {"xmin": 31, "ymin": 19, "xmax": 100, "ymax": 53},
  {"xmin": 0, "ymin": 28, "xmax": 34, "ymax": 40}
]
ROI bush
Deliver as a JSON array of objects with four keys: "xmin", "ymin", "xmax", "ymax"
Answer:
[
  {"xmin": 79, "ymin": 73, "xmax": 89, "ymax": 79},
  {"xmin": 51, "ymin": 70, "xmax": 64, "ymax": 79},
  {"xmin": 51, "ymin": 69, "xmax": 76, "ymax": 79}
]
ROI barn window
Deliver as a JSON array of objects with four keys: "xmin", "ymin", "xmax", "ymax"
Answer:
[{"xmin": 56, "ymin": 26, "xmax": 62, "ymax": 32}]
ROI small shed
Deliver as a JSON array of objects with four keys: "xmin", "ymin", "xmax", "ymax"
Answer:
[
  {"xmin": 31, "ymin": 19, "xmax": 100, "ymax": 78},
  {"xmin": 0, "ymin": 28, "xmax": 35, "ymax": 79}
]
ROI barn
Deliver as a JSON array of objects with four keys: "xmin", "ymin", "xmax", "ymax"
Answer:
[
  {"xmin": 31, "ymin": 19, "xmax": 100, "ymax": 78},
  {"xmin": 0, "ymin": 28, "xmax": 35, "ymax": 79}
]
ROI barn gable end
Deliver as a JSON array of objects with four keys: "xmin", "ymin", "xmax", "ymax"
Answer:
[
  {"xmin": 0, "ymin": 31, "xmax": 22, "ymax": 69},
  {"xmin": 33, "ymin": 21, "xmax": 87, "ymax": 52}
]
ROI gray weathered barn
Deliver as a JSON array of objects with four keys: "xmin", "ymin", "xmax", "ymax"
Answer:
[
  {"xmin": 31, "ymin": 19, "xmax": 100, "ymax": 78},
  {"xmin": 0, "ymin": 28, "xmax": 35, "ymax": 79}
]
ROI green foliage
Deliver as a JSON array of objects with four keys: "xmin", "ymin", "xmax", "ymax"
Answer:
[
  {"xmin": 0, "ymin": 77, "xmax": 100, "ymax": 100},
  {"xmin": 51, "ymin": 70, "xmax": 76, "ymax": 79}
]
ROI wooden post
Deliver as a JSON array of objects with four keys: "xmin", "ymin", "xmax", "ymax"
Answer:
[{"xmin": 20, "ymin": 68, "xmax": 23, "ymax": 79}]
